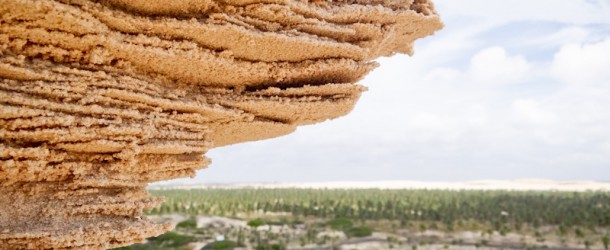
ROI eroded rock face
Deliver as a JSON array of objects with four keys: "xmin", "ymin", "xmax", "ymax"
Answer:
[{"xmin": 0, "ymin": 0, "xmax": 442, "ymax": 248}]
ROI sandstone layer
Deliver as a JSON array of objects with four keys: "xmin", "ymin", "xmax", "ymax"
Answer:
[{"xmin": 0, "ymin": 0, "xmax": 442, "ymax": 249}]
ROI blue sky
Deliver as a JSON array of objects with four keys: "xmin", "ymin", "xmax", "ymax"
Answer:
[{"xmin": 167, "ymin": 0, "xmax": 610, "ymax": 184}]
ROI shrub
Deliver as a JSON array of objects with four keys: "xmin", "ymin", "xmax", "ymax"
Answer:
[
  {"xmin": 255, "ymin": 242, "xmax": 286, "ymax": 250},
  {"xmin": 111, "ymin": 231, "xmax": 195, "ymax": 250},
  {"xmin": 327, "ymin": 218, "xmax": 353, "ymax": 231},
  {"xmin": 345, "ymin": 226, "xmax": 373, "ymax": 238},
  {"xmin": 150, "ymin": 231, "xmax": 196, "ymax": 248},
  {"xmin": 248, "ymin": 218, "xmax": 266, "ymax": 228},
  {"xmin": 202, "ymin": 240, "xmax": 238, "ymax": 250},
  {"xmin": 176, "ymin": 217, "xmax": 197, "ymax": 229}
]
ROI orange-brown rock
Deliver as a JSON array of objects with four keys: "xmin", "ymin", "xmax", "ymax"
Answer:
[{"xmin": 0, "ymin": 0, "xmax": 442, "ymax": 248}]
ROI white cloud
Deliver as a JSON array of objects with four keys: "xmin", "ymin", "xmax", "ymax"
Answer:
[
  {"xmin": 601, "ymin": 143, "xmax": 610, "ymax": 154},
  {"xmin": 511, "ymin": 99, "xmax": 557, "ymax": 126},
  {"xmin": 407, "ymin": 113, "xmax": 448, "ymax": 130},
  {"xmin": 551, "ymin": 38, "xmax": 610, "ymax": 85},
  {"xmin": 422, "ymin": 68, "xmax": 462, "ymax": 84},
  {"xmin": 525, "ymin": 26, "xmax": 595, "ymax": 48},
  {"xmin": 468, "ymin": 47, "xmax": 531, "ymax": 85}
]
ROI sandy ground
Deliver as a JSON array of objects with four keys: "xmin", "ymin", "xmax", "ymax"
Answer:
[{"xmin": 151, "ymin": 179, "xmax": 610, "ymax": 191}]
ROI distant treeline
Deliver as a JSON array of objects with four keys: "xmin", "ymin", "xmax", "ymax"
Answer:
[{"xmin": 149, "ymin": 189, "xmax": 610, "ymax": 231}]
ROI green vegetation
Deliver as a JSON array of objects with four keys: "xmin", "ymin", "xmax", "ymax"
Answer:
[
  {"xmin": 176, "ymin": 217, "xmax": 197, "ymax": 229},
  {"xmin": 255, "ymin": 242, "xmax": 286, "ymax": 250},
  {"xmin": 151, "ymin": 232, "xmax": 196, "ymax": 248},
  {"xmin": 114, "ymin": 189, "xmax": 610, "ymax": 249},
  {"xmin": 326, "ymin": 218, "xmax": 353, "ymax": 230},
  {"xmin": 345, "ymin": 226, "xmax": 373, "ymax": 238},
  {"xmin": 325, "ymin": 217, "xmax": 371, "ymax": 238},
  {"xmin": 202, "ymin": 240, "xmax": 238, "ymax": 250},
  {"xmin": 149, "ymin": 189, "xmax": 610, "ymax": 231},
  {"xmin": 247, "ymin": 218, "xmax": 266, "ymax": 228}
]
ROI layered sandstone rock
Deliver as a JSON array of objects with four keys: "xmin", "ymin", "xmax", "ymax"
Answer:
[{"xmin": 0, "ymin": 0, "xmax": 442, "ymax": 248}]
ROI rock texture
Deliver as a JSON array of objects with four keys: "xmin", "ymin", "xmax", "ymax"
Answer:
[{"xmin": 0, "ymin": 0, "xmax": 442, "ymax": 249}]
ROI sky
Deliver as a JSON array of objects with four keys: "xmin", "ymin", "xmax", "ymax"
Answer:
[{"xmin": 167, "ymin": 0, "xmax": 610, "ymax": 184}]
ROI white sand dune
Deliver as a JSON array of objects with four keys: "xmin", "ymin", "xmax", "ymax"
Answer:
[{"xmin": 152, "ymin": 179, "xmax": 610, "ymax": 191}]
